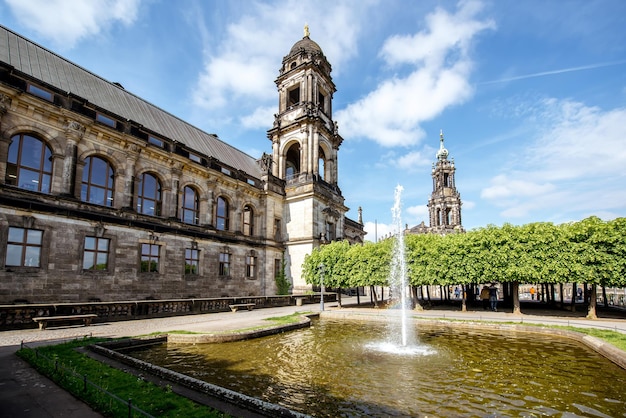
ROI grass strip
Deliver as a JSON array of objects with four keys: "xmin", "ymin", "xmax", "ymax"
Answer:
[{"xmin": 17, "ymin": 337, "xmax": 229, "ymax": 418}]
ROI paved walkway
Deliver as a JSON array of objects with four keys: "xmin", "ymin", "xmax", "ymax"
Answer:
[{"xmin": 0, "ymin": 298, "xmax": 624, "ymax": 417}]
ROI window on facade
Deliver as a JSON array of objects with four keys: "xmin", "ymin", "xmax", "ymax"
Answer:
[
  {"xmin": 443, "ymin": 173, "xmax": 450, "ymax": 187},
  {"xmin": 274, "ymin": 218, "xmax": 281, "ymax": 241},
  {"xmin": 246, "ymin": 255, "xmax": 256, "ymax": 279},
  {"xmin": 181, "ymin": 186, "xmax": 199, "ymax": 224},
  {"xmin": 148, "ymin": 135, "xmax": 164, "ymax": 148},
  {"xmin": 216, "ymin": 197, "xmax": 229, "ymax": 230},
  {"xmin": 27, "ymin": 83, "xmax": 53, "ymax": 102},
  {"xmin": 137, "ymin": 173, "xmax": 162, "ymax": 216},
  {"xmin": 436, "ymin": 209, "xmax": 442, "ymax": 226},
  {"xmin": 83, "ymin": 236, "xmax": 109, "ymax": 270},
  {"xmin": 185, "ymin": 248, "xmax": 199, "ymax": 275},
  {"xmin": 219, "ymin": 252, "xmax": 230, "ymax": 276},
  {"xmin": 274, "ymin": 258, "xmax": 282, "ymax": 279},
  {"xmin": 96, "ymin": 112, "xmax": 116, "ymax": 128},
  {"xmin": 288, "ymin": 86, "xmax": 300, "ymax": 107},
  {"xmin": 6, "ymin": 227, "xmax": 43, "ymax": 267},
  {"xmin": 446, "ymin": 208, "xmax": 452, "ymax": 226},
  {"xmin": 243, "ymin": 205, "xmax": 254, "ymax": 236},
  {"xmin": 318, "ymin": 91, "xmax": 326, "ymax": 112},
  {"xmin": 81, "ymin": 156, "xmax": 114, "ymax": 206},
  {"xmin": 285, "ymin": 143, "xmax": 300, "ymax": 179},
  {"xmin": 140, "ymin": 243, "xmax": 160, "ymax": 273},
  {"xmin": 189, "ymin": 153, "xmax": 201, "ymax": 163},
  {"xmin": 326, "ymin": 222, "xmax": 335, "ymax": 242},
  {"xmin": 6, "ymin": 134, "xmax": 53, "ymax": 193},
  {"xmin": 318, "ymin": 147, "xmax": 326, "ymax": 181}
]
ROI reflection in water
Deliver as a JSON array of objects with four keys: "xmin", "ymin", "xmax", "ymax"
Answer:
[{"xmin": 128, "ymin": 319, "xmax": 626, "ymax": 417}]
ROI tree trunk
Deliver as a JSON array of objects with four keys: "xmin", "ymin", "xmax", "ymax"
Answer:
[
  {"xmin": 602, "ymin": 286, "xmax": 608, "ymax": 307},
  {"xmin": 413, "ymin": 286, "xmax": 423, "ymax": 311},
  {"xmin": 370, "ymin": 285, "xmax": 379, "ymax": 308},
  {"xmin": 337, "ymin": 289, "xmax": 342, "ymax": 308},
  {"xmin": 426, "ymin": 285, "xmax": 431, "ymax": 302},
  {"xmin": 559, "ymin": 283, "xmax": 564, "ymax": 308},
  {"xmin": 570, "ymin": 282, "xmax": 577, "ymax": 312},
  {"xmin": 461, "ymin": 284, "xmax": 467, "ymax": 312},
  {"xmin": 356, "ymin": 287, "xmax": 361, "ymax": 305},
  {"xmin": 512, "ymin": 281, "xmax": 521, "ymax": 315},
  {"xmin": 587, "ymin": 284, "xmax": 598, "ymax": 319}
]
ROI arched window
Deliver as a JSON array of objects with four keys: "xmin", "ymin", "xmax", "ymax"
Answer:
[
  {"xmin": 216, "ymin": 196, "xmax": 229, "ymax": 231},
  {"xmin": 6, "ymin": 134, "xmax": 53, "ymax": 193},
  {"xmin": 181, "ymin": 186, "xmax": 199, "ymax": 224},
  {"xmin": 243, "ymin": 205, "xmax": 254, "ymax": 236},
  {"xmin": 137, "ymin": 173, "xmax": 161, "ymax": 216},
  {"xmin": 318, "ymin": 147, "xmax": 326, "ymax": 181},
  {"xmin": 81, "ymin": 156, "xmax": 114, "ymax": 206},
  {"xmin": 285, "ymin": 143, "xmax": 300, "ymax": 180}
]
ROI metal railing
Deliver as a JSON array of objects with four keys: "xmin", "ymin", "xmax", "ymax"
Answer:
[{"xmin": 20, "ymin": 338, "xmax": 154, "ymax": 418}]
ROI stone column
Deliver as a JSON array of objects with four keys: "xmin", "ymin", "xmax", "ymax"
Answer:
[
  {"xmin": 121, "ymin": 144, "xmax": 141, "ymax": 209},
  {"xmin": 165, "ymin": 165, "xmax": 182, "ymax": 218},
  {"xmin": 61, "ymin": 120, "xmax": 85, "ymax": 196},
  {"xmin": 272, "ymin": 139, "xmax": 280, "ymax": 177},
  {"xmin": 0, "ymin": 94, "xmax": 12, "ymax": 183}
]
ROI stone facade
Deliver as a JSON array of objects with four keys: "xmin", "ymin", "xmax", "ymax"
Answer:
[{"xmin": 0, "ymin": 25, "xmax": 364, "ymax": 303}]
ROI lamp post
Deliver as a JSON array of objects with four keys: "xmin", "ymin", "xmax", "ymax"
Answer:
[{"xmin": 319, "ymin": 263, "xmax": 325, "ymax": 312}]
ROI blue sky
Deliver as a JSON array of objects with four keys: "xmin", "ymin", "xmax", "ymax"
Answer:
[{"xmin": 1, "ymin": 0, "xmax": 625, "ymax": 242}]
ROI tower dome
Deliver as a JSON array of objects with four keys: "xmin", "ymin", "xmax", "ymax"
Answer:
[
  {"xmin": 288, "ymin": 24, "xmax": 324, "ymax": 56},
  {"xmin": 436, "ymin": 129, "xmax": 449, "ymax": 161}
]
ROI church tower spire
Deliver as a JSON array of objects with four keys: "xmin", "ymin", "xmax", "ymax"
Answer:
[
  {"xmin": 428, "ymin": 130, "xmax": 463, "ymax": 234},
  {"xmin": 267, "ymin": 26, "xmax": 348, "ymax": 292}
]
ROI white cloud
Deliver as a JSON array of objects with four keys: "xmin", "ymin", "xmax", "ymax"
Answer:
[
  {"xmin": 4, "ymin": 0, "xmax": 141, "ymax": 49},
  {"xmin": 192, "ymin": 0, "xmax": 372, "ymax": 123},
  {"xmin": 397, "ymin": 150, "xmax": 431, "ymax": 171},
  {"xmin": 481, "ymin": 98, "xmax": 626, "ymax": 220},
  {"xmin": 406, "ymin": 204, "xmax": 429, "ymax": 222},
  {"xmin": 336, "ymin": 0, "xmax": 495, "ymax": 147}
]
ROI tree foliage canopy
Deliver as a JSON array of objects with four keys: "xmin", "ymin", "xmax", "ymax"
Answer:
[{"xmin": 301, "ymin": 217, "xmax": 626, "ymax": 288}]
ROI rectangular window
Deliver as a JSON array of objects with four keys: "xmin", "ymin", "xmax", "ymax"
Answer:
[
  {"xmin": 189, "ymin": 153, "xmax": 201, "ymax": 163},
  {"xmin": 27, "ymin": 83, "xmax": 54, "ymax": 102},
  {"xmin": 140, "ymin": 243, "xmax": 160, "ymax": 273},
  {"xmin": 220, "ymin": 167, "xmax": 231, "ymax": 175},
  {"xmin": 274, "ymin": 218, "xmax": 281, "ymax": 241},
  {"xmin": 288, "ymin": 86, "xmax": 300, "ymax": 106},
  {"xmin": 83, "ymin": 236, "xmax": 110, "ymax": 270},
  {"xmin": 246, "ymin": 255, "xmax": 256, "ymax": 279},
  {"xmin": 326, "ymin": 222, "xmax": 335, "ymax": 241},
  {"xmin": 274, "ymin": 258, "xmax": 281, "ymax": 279},
  {"xmin": 6, "ymin": 227, "xmax": 43, "ymax": 267},
  {"xmin": 219, "ymin": 252, "xmax": 230, "ymax": 277},
  {"xmin": 185, "ymin": 248, "xmax": 199, "ymax": 275},
  {"xmin": 96, "ymin": 113, "xmax": 117, "ymax": 128},
  {"xmin": 148, "ymin": 135, "xmax": 164, "ymax": 148}
]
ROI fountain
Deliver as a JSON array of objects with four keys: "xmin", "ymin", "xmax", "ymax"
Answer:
[{"xmin": 366, "ymin": 185, "xmax": 434, "ymax": 355}]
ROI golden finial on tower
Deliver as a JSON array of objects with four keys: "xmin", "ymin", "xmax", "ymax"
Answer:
[{"xmin": 304, "ymin": 24, "xmax": 310, "ymax": 38}]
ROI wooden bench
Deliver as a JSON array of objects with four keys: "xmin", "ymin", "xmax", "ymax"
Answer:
[
  {"xmin": 228, "ymin": 303, "xmax": 255, "ymax": 312},
  {"xmin": 32, "ymin": 314, "xmax": 98, "ymax": 330}
]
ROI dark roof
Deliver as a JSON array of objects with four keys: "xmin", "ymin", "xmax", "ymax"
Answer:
[{"xmin": 0, "ymin": 25, "xmax": 262, "ymax": 177}]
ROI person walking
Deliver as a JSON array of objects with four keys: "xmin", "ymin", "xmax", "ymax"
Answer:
[
  {"xmin": 489, "ymin": 283, "xmax": 499, "ymax": 311},
  {"xmin": 530, "ymin": 286, "xmax": 536, "ymax": 300}
]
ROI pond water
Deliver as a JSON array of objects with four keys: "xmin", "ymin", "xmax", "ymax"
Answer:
[{"xmin": 128, "ymin": 319, "xmax": 626, "ymax": 417}]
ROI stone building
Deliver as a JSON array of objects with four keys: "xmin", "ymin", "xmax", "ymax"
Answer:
[
  {"xmin": 0, "ymin": 24, "xmax": 364, "ymax": 303},
  {"xmin": 407, "ymin": 131, "xmax": 464, "ymax": 235}
]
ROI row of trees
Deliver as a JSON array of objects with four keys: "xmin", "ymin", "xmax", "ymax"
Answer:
[{"xmin": 302, "ymin": 216, "xmax": 626, "ymax": 318}]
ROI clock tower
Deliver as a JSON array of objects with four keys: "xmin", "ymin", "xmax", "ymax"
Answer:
[{"xmin": 267, "ymin": 26, "xmax": 348, "ymax": 292}]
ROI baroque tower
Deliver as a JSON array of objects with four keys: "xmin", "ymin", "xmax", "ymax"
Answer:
[
  {"xmin": 267, "ymin": 26, "xmax": 348, "ymax": 291},
  {"xmin": 427, "ymin": 131, "xmax": 463, "ymax": 234}
]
